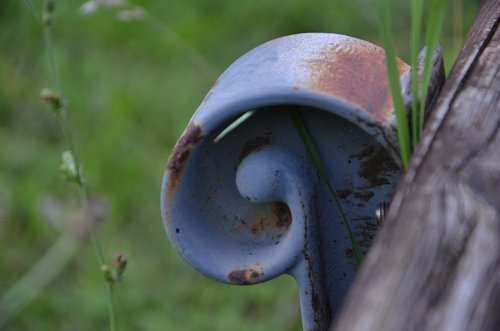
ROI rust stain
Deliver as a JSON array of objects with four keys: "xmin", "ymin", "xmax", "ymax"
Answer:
[
  {"xmin": 250, "ymin": 217, "xmax": 267, "ymax": 235},
  {"xmin": 271, "ymin": 202, "xmax": 292, "ymax": 229},
  {"xmin": 227, "ymin": 268, "xmax": 263, "ymax": 285},
  {"xmin": 238, "ymin": 136, "xmax": 271, "ymax": 163},
  {"xmin": 312, "ymin": 293, "xmax": 321, "ymax": 312},
  {"xmin": 304, "ymin": 40, "xmax": 409, "ymax": 121},
  {"xmin": 237, "ymin": 203, "xmax": 291, "ymax": 236},
  {"xmin": 356, "ymin": 146, "xmax": 399, "ymax": 186},
  {"xmin": 166, "ymin": 122, "xmax": 204, "ymax": 196}
]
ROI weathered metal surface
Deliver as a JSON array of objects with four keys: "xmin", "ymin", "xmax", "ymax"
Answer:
[{"xmin": 161, "ymin": 33, "xmax": 408, "ymax": 331}]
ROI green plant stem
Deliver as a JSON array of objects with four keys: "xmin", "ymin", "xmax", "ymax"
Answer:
[
  {"xmin": 289, "ymin": 110, "xmax": 363, "ymax": 267},
  {"xmin": 411, "ymin": 0, "xmax": 424, "ymax": 148},
  {"xmin": 375, "ymin": 0, "xmax": 411, "ymax": 169},
  {"xmin": 35, "ymin": 1, "xmax": 116, "ymax": 329},
  {"xmin": 108, "ymin": 285, "xmax": 116, "ymax": 331},
  {"xmin": 42, "ymin": 3, "xmax": 108, "ymax": 266},
  {"xmin": 42, "ymin": 25, "xmax": 61, "ymax": 93},
  {"xmin": 43, "ymin": 28, "xmax": 108, "ymax": 267},
  {"xmin": 419, "ymin": 0, "xmax": 448, "ymax": 133}
]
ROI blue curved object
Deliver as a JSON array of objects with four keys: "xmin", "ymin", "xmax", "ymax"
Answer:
[{"xmin": 161, "ymin": 33, "xmax": 408, "ymax": 330}]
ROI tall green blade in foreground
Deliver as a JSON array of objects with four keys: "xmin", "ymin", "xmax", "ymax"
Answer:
[
  {"xmin": 411, "ymin": 0, "xmax": 424, "ymax": 147},
  {"xmin": 290, "ymin": 110, "xmax": 363, "ymax": 267},
  {"xmin": 375, "ymin": 0, "xmax": 411, "ymax": 169},
  {"xmin": 419, "ymin": 0, "xmax": 448, "ymax": 134}
]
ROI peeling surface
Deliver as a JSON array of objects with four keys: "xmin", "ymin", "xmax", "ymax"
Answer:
[
  {"xmin": 355, "ymin": 146, "xmax": 399, "ymax": 186},
  {"xmin": 304, "ymin": 39, "xmax": 409, "ymax": 122},
  {"xmin": 227, "ymin": 268, "xmax": 263, "ymax": 285},
  {"xmin": 166, "ymin": 122, "xmax": 204, "ymax": 196}
]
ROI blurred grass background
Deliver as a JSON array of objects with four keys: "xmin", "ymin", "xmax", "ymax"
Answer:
[{"xmin": 0, "ymin": 0, "xmax": 478, "ymax": 330}]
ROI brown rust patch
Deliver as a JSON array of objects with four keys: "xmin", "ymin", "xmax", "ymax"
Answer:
[
  {"xmin": 250, "ymin": 217, "xmax": 267, "ymax": 235},
  {"xmin": 304, "ymin": 39, "xmax": 409, "ymax": 121},
  {"xmin": 312, "ymin": 294, "xmax": 321, "ymax": 312},
  {"xmin": 271, "ymin": 202, "xmax": 292, "ymax": 229},
  {"xmin": 227, "ymin": 268, "xmax": 263, "ymax": 285},
  {"xmin": 166, "ymin": 122, "xmax": 204, "ymax": 196},
  {"xmin": 357, "ymin": 146, "xmax": 400, "ymax": 186},
  {"xmin": 238, "ymin": 136, "xmax": 271, "ymax": 163}
]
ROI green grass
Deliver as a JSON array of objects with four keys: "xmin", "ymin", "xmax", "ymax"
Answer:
[
  {"xmin": 376, "ymin": 0, "xmax": 451, "ymax": 168},
  {"xmin": 0, "ymin": 0, "xmax": 477, "ymax": 330},
  {"xmin": 375, "ymin": 0, "xmax": 412, "ymax": 168},
  {"xmin": 419, "ymin": 0, "xmax": 449, "ymax": 134},
  {"xmin": 411, "ymin": 0, "xmax": 424, "ymax": 147}
]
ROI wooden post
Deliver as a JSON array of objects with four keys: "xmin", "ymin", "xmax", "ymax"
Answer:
[{"xmin": 332, "ymin": 0, "xmax": 500, "ymax": 330}]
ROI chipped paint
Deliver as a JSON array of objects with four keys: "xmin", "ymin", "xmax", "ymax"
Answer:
[
  {"xmin": 227, "ymin": 267, "xmax": 263, "ymax": 285},
  {"xmin": 166, "ymin": 121, "xmax": 204, "ymax": 196},
  {"xmin": 355, "ymin": 146, "xmax": 399, "ymax": 186},
  {"xmin": 271, "ymin": 202, "xmax": 292, "ymax": 229}
]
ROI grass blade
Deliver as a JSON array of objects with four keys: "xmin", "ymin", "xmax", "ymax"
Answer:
[
  {"xmin": 289, "ymin": 110, "xmax": 363, "ymax": 267},
  {"xmin": 419, "ymin": 0, "xmax": 448, "ymax": 133},
  {"xmin": 411, "ymin": 0, "xmax": 424, "ymax": 147},
  {"xmin": 214, "ymin": 110, "xmax": 256, "ymax": 143},
  {"xmin": 375, "ymin": 0, "xmax": 411, "ymax": 169}
]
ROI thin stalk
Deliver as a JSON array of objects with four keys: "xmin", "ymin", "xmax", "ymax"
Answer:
[
  {"xmin": 411, "ymin": 0, "xmax": 424, "ymax": 147},
  {"xmin": 43, "ymin": 17, "xmax": 105, "ymax": 265},
  {"xmin": 375, "ymin": 0, "xmax": 411, "ymax": 169},
  {"xmin": 0, "ymin": 1, "xmax": 117, "ymax": 328},
  {"xmin": 42, "ymin": 25, "xmax": 61, "ymax": 94},
  {"xmin": 42, "ymin": 3, "xmax": 116, "ymax": 328},
  {"xmin": 419, "ymin": 0, "xmax": 448, "ymax": 134},
  {"xmin": 289, "ymin": 110, "xmax": 363, "ymax": 267},
  {"xmin": 42, "ymin": 2, "xmax": 108, "ymax": 266},
  {"xmin": 108, "ymin": 285, "xmax": 116, "ymax": 331}
]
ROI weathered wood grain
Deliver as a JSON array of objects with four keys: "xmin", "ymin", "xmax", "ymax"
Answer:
[{"xmin": 332, "ymin": 0, "xmax": 500, "ymax": 330}]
